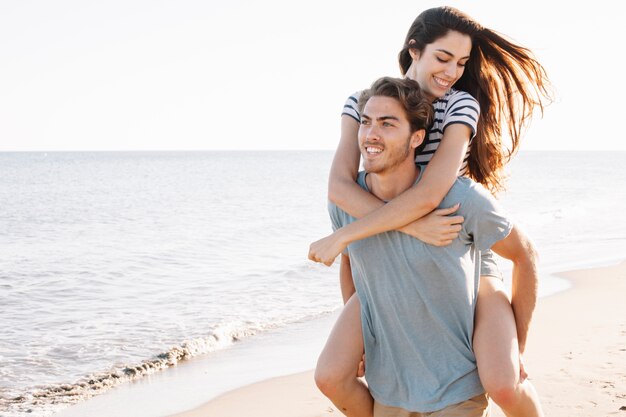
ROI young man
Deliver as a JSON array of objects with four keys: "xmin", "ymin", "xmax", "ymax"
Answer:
[{"xmin": 319, "ymin": 76, "xmax": 538, "ymax": 416}]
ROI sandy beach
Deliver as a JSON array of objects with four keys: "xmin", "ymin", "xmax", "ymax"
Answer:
[{"xmin": 168, "ymin": 261, "xmax": 626, "ymax": 417}]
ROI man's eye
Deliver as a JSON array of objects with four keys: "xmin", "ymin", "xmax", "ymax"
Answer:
[
  {"xmin": 383, "ymin": 122, "xmax": 393, "ymax": 127},
  {"xmin": 361, "ymin": 120, "xmax": 370, "ymax": 125}
]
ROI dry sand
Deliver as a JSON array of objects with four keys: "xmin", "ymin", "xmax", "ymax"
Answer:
[{"xmin": 169, "ymin": 261, "xmax": 626, "ymax": 417}]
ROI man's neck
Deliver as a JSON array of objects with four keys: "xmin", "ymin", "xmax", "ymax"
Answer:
[{"xmin": 366, "ymin": 161, "xmax": 420, "ymax": 202}]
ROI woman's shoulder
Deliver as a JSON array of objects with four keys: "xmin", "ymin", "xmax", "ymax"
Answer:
[
  {"xmin": 442, "ymin": 88, "xmax": 478, "ymax": 104},
  {"xmin": 346, "ymin": 90, "xmax": 362, "ymax": 103},
  {"xmin": 342, "ymin": 91, "xmax": 363, "ymax": 122},
  {"xmin": 438, "ymin": 88, "xmax": 480, "ymax": 117}
]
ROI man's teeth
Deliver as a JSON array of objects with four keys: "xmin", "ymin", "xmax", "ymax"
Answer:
[{"xmin": 366, "ymin": 147, "xmax": 382, "ymax": 154}]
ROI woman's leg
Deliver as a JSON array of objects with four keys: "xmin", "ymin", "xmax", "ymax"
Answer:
[
  {"xmin": 315, "ymin": 294, "xmax": 374, "ymax": 417},
  {"xmin": 473, "ymin": 275, "xmax": 544, "ymax": 417}
]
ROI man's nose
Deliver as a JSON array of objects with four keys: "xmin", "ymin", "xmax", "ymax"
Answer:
[{"xmin": 365, "ymin": 125, "xmax": 381, "ymax": 140}]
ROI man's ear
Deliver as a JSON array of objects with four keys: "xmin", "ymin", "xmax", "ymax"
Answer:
[{"xmin": 410, "ymin": 129, "xmax": 426, "ymax": 149}]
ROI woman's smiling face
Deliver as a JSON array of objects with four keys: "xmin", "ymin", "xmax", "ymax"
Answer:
[{"xmin": 404, "ymin": 30, "xmax": 472, "ymax": 100}]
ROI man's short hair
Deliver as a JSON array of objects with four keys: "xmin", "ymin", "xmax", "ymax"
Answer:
[{"xmin": 358, "ymin": 77, "xmax": 434, "ymax": 135}]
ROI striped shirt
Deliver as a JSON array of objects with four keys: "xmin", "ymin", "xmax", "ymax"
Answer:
[{"xmin": 341, "ymin": 88, "xmax": 480, "ymax": 176}]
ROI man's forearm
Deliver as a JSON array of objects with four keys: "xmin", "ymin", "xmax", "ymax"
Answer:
[
  {"xmin": 510, "ymin": 252, "xmax": 539, "ymax": 354},
  {"xmin": 491, "ymin": 226, "xmax": 539, "ymax": 354}
]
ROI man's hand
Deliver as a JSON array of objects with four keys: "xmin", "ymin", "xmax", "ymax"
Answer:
[
  {"xmin": 399, "ymin": 203, "xmax": 463, "ymax": 246},
  {"xmin": 308, "ymin": 230, "xmax": 349, "ymax": 266},
  {"xmin": 357, "ymin": 353, "xmax": 366, "ymax": 377},
  {"xmin": 519, "ymin": 353, "xmax": 529, "ymax": 383}
]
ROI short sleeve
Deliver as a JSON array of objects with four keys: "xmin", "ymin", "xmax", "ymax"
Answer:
[
  {"xmin": 328, "ymin": 201, "xmax": 343, "ymax": 232},
  {"xmin": 341, "ymin": 91, "xmax": 361, "ymax": 123},
  {"xmin": 442, "ymin": 91, "xmax": 480, "ymax": 139},
  {"xmin": 461, "ymin": 183, "xmax": 513, "ymax": 251},
  {"xmin": 479, "ymin": 249, "xmax": 503, "ymax": 280},
  {"xmin": 328, "ymin": 201, "xmax": 350, "ymax": 255}
]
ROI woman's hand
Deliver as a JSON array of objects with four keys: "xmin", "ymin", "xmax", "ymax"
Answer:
[
  {"xmin": 399, "ymin": 203, "xmax": 463, "ymax": 246},
  {"xmin": 308, "ymin": 230, "xmax": 349, "ymax": 266}
]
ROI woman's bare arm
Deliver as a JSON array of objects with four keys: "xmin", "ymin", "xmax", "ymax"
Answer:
[{"xmin": 327, "ymin": 116, "xmax": 385, "ymax": 217}]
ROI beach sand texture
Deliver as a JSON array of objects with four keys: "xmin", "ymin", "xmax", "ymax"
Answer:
[{"xmin": 169, "ymin": 261, "xmax": 626, "ymax": 417}]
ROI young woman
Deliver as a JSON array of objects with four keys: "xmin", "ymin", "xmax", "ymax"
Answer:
[{"xmin": 309, "ymin": 6, "xmax": 552, "ymax": 417}]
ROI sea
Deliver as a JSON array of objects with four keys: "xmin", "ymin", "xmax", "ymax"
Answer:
[{"xmin": 1, "ymin": 151, "xmax": 625, "ymax": 417}]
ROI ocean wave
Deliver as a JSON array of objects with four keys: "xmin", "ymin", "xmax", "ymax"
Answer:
[{"xmin": 0, "ymin": 310, "xmax": 337, "ymax": 417}]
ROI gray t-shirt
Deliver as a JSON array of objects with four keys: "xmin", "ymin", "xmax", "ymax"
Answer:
[{"xmin": 329, "ymin": 167, "xmax": 512, "ymax": 412}]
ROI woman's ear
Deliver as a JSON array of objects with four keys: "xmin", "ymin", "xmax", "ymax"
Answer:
[{"xmin": 408, "ymin": 39, "xmax": 419, "ymax": 60}]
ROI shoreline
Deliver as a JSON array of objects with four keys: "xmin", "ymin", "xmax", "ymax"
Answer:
[
  {"xmin": 166, "ymin": 260, "xmax": 626, "ymax": 417},
  {"xmin": 51, "ymin": 259, "xmax": 626, "ymax": 417},
  {"xmin": 53, "ymin": 310, "xmax": 340, "ymax": 417}
]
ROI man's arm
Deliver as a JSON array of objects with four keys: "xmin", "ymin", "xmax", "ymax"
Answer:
[
  {"xmin": 339, "ymin": 254, "xmax": 355, "ymax": 305},
  {"xmin": 490, "ymin": 225, "xmax": 539, "ymax": 354}
]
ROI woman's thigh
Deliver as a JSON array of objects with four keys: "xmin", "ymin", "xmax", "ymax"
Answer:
[{"xmin": 316, "ymin": 294, "xmax": 364, "ymax": 378}]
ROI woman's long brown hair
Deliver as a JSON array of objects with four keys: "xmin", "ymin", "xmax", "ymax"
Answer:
[{"xmin": 398, "ymin": 6, "xmax": 553, "ymax": 193}]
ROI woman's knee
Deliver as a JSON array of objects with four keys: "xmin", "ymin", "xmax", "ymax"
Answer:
[
  {"xmin": 481, "ymin": 371, "xmax": 522, "ymax": 409},
  {"xmin": 314, "ymin": 360, "xmax": 352, "ymax": 397},
  {"xmin": 478, "ymin": 354, "xmax": 520, "ymax": 396},
  {"xmin": 487, "ymin": 384, "xmax": 520, "ymax": 410}
]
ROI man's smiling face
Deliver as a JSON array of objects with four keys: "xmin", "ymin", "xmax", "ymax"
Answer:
[{"xmin": 359, "ymin": 95, "xmax": 417, "ymax": 174}]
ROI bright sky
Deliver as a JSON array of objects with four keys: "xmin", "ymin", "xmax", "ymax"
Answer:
[{"xmin": 1, "ymin": 0, "xmax": 623, "ymax": 152}]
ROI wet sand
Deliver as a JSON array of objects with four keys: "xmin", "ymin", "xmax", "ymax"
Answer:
[{"xmin": 168, "ymin": 261, "xmax": 626, "ymax": 417}]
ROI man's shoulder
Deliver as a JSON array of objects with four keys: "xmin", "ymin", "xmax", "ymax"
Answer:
[
  {"xmin": 454, "ymin": 176, "xmax": 491, "ymax": 197},
  {"xmin": 329, "ymin": 171, "xmax": 367, "ymax": 228},
  {"xmin": 443, "ymin": 175, "xmax": 478, "ymax": 198},
  {"xmin": 328, "ymin": 199, "xmax": 346, "ymax": 218},
  {"xmin": 356, "ymin": 170, "xmax": 368, "ymax": 189},
  {"xmin": 328, "ymin": 199, "xmax": 354, "ymax": 229},
  {"xmin": 443, "ymin": 176, "xmax": 495, "ymax": 210}
]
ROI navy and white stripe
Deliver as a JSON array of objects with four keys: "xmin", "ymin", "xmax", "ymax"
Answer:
[
  {"xmin": 341, "ymin": 88, "xmax": 480, "ymax": 176},
  {"xmin": 341, "ymin": 92, "xmax": 361, "ymax": 123}
]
